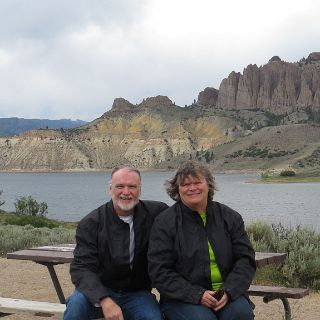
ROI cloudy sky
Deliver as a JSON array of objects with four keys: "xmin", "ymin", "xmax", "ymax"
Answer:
[{"xmin": 0, "ymin": 0, "xmax": 319, "ymax": 121}]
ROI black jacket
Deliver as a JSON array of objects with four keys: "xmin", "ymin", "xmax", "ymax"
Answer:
[
  {"xmin": 70, "ymin": 200, "xmax": 168, "ymax": 305},
  {"xmin": 148, "ymin": 201, "xmax": 256, "ymax": 304}
]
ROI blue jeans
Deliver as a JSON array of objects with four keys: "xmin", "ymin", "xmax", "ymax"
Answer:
[
  {"xmin": 161, "ymin": 295, "xmax": 254, "ymax": 320},
  {"xmin": 63, "ymin": 289, "xmax": 163, "ymax": 320}
]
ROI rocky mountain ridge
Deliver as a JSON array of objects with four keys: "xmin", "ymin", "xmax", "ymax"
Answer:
[
  {"xmin": 102, "ymin": 95, "xmax": 176, "ymax": 116},
  {"xmin": 101, "ymin": 52, "xmax": 320, "ymax": 117},
  {"xmin": 202, "ymin": 52, "xmax": 320, "ymax": 114},
  {"xmin": 1, "ymin": 52, "xmax": 320, "ymax": 172}
]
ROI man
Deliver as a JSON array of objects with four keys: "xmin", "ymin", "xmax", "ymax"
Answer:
[{"xmin": 64, "ymin": 166, "xmax": 168, "ymax": 320}]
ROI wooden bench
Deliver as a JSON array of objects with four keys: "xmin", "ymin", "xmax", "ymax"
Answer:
[
  {"xmin": 0, "ymin": 297, "xmax": 65, "ymax": 318},
  {"xmin": 0, "ymin": 297, "xmax": 105, "ymax": 319},
  {"xmin": 248, "ymin": 285, "xmax": 309, "ymax": 320}
]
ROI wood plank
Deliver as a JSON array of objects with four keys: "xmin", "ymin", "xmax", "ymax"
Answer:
[
  {"xmin": 7, "ymin": 247, "xmax": 287, "ymax": 268},
  {"xmin": 7, "ymin": 249, "xmax": 73, "ymax": 263},
  {"xmin": 0, "ymin": 297, "xmax": 65, "ymax": 315},
  {"xmin": 255, "ymin": 252, "xmax": 287, "ymax": 267},
  {"xmin": 248, "ymin": 285, "xmax": 309, "ymax": 299},
  {"xmin": 34, "ymin": 244, "xmax": 75, "ymax": 252}
]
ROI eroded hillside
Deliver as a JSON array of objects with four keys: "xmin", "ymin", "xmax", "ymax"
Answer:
[{"xmin": 1, "ymin": 52, "xmax": 320, "ymax": 172}]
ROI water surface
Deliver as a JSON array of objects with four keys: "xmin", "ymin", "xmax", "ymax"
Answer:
[{"xmin": 1, "ymin": 172, "xmax": 319, "ymax": 231}]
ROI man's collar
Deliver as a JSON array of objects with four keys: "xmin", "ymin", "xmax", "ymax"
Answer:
[{"xmin": 108, "ymin": 199, "xmax": 143, "ymax": 221}]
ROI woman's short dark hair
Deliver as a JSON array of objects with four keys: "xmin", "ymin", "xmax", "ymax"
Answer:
[{"xmin": 165, "ymin": 161, "xmax": 217, "ymax": 201}]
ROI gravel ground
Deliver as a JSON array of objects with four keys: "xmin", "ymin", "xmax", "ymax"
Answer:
[{"xmin": 0, "ymin": 258, "xmax": 318, "ymax": 320}]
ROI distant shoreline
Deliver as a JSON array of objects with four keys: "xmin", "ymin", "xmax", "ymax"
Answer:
[
  {"xmin": 257, "ymin": 176, "xmax": 320, "ymax": 183},
  {"xmin": 3, "ymin": 168, "xmax": 320, "ymax": 183},
  {"xmin": 0, "ymin": 168, "xmax": 261, "ymax": 174}
]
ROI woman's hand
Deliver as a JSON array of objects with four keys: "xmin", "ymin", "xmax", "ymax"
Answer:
[
  {"xmin": 212, "ymin": 291, "xmax": 228, "ymax": 312},
  {"xmin": 200, "ymin": 290, "xmax": 228, "ymax": 312},
  {"xmin": 200, "ymin": 290, "xmax": 217, "ymax": 309}
]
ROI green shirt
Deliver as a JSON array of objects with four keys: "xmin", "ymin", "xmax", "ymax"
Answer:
[{"xmin": 200, "ymin": 212, "xmax": 223, "ymax": 290}]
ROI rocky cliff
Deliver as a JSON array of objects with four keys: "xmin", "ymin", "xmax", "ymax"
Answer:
[
  {"xmin": 201, "ymin": 52, "xmax": 320, "ymax": 115},
  {"xmin": 102, "ymin": 95, "xmax": 175, "ymax": 116},
  {"xmin": 0, "ymin": 105, "xmax": 240, "ymax": 171},
  {"xmin": 1, "ymin": 53, "xmax": 320, "ymax": 172}
]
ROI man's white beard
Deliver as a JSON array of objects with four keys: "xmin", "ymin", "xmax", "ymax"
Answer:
[{"xmin": 114, "ymin": 198, "xmax": 138, "ymax": 212}]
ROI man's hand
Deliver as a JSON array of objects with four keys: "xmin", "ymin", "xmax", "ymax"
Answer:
[{"xmin": 100, "ymin": 297, "xmax": 124, "ymax": 320}]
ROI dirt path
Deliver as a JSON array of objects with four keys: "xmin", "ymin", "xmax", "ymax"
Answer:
[{"xmin": 0, "ymin": 258, "xmax": 318, "ymax": 319}]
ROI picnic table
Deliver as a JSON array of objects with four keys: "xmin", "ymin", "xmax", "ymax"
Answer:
[{"xmin": 6, "ymin": 244, "xmax": 287, "ymax": 304}]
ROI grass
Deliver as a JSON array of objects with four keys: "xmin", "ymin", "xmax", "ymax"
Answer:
[
  {"xmin": 0, "ymin": 209, "xmax": 76, "ymax": 256},
  {"xmin": 0, "ymin": 210, "xmax": 77, "ymax": 229},
  {"xmin": 261, "ymin": 176, "xmax": 320, "ymax": 183},
  {"xmin": 260, "ymin": 169, "xmax": 320, "ymax": 183},
  {"xmin": 0, "ymin": 224, "xmax": 75, "ymax": 256}
]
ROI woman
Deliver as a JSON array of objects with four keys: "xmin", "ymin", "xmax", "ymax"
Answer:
[{"xmin": 148, "ymin": 161, "xmax": 256, "ymax": 320}]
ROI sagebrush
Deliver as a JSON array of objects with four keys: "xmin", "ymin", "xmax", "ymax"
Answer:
[
  {"xmin": 247, "ymin": 221, "xmax": 320, "ymax": 290},
  {"xmin": 0, "ymin": 224, "xmax": 75, "ymax": 256}
]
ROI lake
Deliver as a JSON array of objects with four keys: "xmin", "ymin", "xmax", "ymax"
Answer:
[{"xmin": 0, "ymin": 171, "xmax": 319, "ymax": 231}]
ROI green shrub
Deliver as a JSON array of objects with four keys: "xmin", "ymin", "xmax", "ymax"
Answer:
[
  {"xmin": 14, "ymin": 196, "xmax": 48, "ymax": 217},
  {"xmin": 4, "ymin": 214, "xmax": 60, "ymax": 229},
  {"xmin": 247, "ymin": 221, "xmax": 275, "ymax": 247},
  {"xmin": 260, "ymin": 171, "xmax": 271, "ymax": 180},
  {"xmin": 243, "ymin": 146, "xmax": 269, "ymax": 158},
  {"xmin": 276, "ymin": 226, "xmax": 320, "ymax": 289},
  {"xmin": 0, "ymin": 190, "xmax": 5, "ymax": 207},
  {"xmin": 280, "ymin": 169, "xmax": 296, "ymax": 177},
  {"xmin": 0, "ymin": 224, "xmax": 75, "ymax": 256},
  {"xmin": 247, "ymin": 221, "xmax": 320, "ymax": 290}
]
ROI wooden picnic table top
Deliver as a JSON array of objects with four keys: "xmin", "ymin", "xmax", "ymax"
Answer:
[{"xmin": 7, "ymin": 244, "xmax": 287, "ymax": 267}]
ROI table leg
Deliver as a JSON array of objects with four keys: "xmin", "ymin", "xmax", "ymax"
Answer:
[
  {"xmin": 38, "ymin": 262, "xmax": 66, "ymax": 304},
  {"xmin": 263, "ymin": 296, "xmax": 292, "ymax": 320},
  {"xmin": 0, "ymin": 312, "xmax": 12, "ymax": 318}
]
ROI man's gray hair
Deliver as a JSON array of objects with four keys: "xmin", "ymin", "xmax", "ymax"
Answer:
[{"xmin": 111, "ymin": 166, "xmax": 141, "ymax": 180}]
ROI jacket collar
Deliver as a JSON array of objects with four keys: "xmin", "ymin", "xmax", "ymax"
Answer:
[
  {"xmin": 178, "ymin": 201, "xmax": 213, "ymax": 216},
  {"xmin": 179, "ymin": 201, "xmax": 199, "ymax": 216},
  {"xmin": 107, "ymin": 199, "xmax": 146, "ymax": 226}
]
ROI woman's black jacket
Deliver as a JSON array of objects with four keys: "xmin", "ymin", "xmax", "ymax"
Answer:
[
  {"xmin": 148, "ymin": 201, "xmax": 256, "ymax": 304},
  {"xmin": 70, "ymin": 200, "xmax": 168, "ymax": 305}
]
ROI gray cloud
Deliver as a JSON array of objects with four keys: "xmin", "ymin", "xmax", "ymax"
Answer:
[
  {"xmin": 0, "ymin": 0, "xmax": 319, "ymax": 121},
  {"xmin": 0, "ymin": 0, "xmax": 146, "ymax": 41}
]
